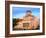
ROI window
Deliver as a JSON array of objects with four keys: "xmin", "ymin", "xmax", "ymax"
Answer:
[{"xmin": 23, "ymin": 23, "xmax": 29, "ymax": 29}]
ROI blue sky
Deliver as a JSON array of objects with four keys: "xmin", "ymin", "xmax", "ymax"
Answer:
[{"xmin": 12, "ymin": 7, "xmax": 40, "ymax": 19}]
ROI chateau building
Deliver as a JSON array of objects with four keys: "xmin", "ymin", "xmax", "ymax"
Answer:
[{"xmin": 14, "ymin": 10, "xmax": 39, "ymax": 30}]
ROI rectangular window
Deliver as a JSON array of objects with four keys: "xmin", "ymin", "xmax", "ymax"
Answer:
[{"xmin": 23, "ymin": 23, "xmax": 29, "ymax": 29}]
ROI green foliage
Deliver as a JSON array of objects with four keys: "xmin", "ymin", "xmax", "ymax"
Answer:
[{"xmin": 13, "ymin": 18, "xmax": 19, "ymax": 27}]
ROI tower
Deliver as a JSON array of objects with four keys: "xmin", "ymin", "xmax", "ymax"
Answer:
[{"xmin": 25, "ymin": 10, "xmax": 32, "ymax": 17}]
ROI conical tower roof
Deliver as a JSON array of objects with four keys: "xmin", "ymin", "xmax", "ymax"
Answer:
[{"xmin": 26, "ymin": 10, "xmax": 32, "ymax": 13}]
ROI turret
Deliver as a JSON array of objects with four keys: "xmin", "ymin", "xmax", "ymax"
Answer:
[{"xmin": 25, "ymin": 10, "xmax": 32, "ymax": 17}]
